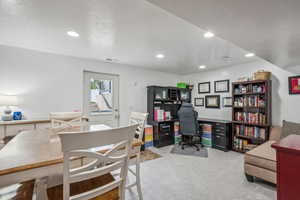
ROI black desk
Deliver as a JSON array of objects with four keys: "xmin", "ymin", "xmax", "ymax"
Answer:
[{"xmin": 198, "ymin": 118, "xmax": 232, "ymax": 152}]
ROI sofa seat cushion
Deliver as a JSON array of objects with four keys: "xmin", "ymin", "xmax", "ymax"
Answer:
[{"xmin": 245, "ymin": 141, "xmax": 277, "ymax": 171}]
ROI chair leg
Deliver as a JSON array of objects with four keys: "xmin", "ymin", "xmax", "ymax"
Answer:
[
  {"xmin": 136, "ymin": 154, "xmax": 143, "ymax": 200},
  {"xmin": 192, "ymin": 144, "xmax": 200, "ymax": 151}
]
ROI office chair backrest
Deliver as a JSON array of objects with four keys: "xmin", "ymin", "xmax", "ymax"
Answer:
[{"xmin": 177, "ymin": 103, "xmax": 199, "ymax": 136}]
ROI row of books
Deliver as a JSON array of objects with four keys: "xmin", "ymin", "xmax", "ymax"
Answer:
[
  {"xmin": 235, "ymin": 125, "xmax": 266, "ymax": 139},
  {"xmin": 234, "ymin": 84, "xmax": 266, "ymax": 94},
  {"xmin": 234, "ymin": 112, "xmax": 267, "ymax": 124},
  {"xmin": 154, "ymin": 108, "xmax": 171, "ymax": 121},
  {"xmin": 233, "ymin": 137, "xmax": 257, "ymax": 152},
  {"xmin": 233, "ymin": 96, "xmax": 265, "ymax": 107}
]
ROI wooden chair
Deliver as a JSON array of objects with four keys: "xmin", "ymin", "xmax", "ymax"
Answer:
[
  {"xmin": 48, "ymin": 124, "xmax": 138, "ymax": 200},
  {"xmin": 50, "ymin": 112, "xmax": 84, "ymax": 129},
  {"xmin": 127, "ymin": 112, "xmax": 148, "ymax": 200}
]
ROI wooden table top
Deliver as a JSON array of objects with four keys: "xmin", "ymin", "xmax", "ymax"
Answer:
[{"xmin": 0, "ymin": 124, "xmax": 142, "ymax": 176}]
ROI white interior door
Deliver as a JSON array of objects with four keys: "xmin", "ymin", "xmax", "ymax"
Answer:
[{"xmin": 83, "ymin": 71, "xmax": 119, "ymax": 127}]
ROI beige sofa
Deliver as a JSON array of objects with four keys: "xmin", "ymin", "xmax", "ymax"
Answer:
[{"xmin": 244, "ymin": 126, "xmax": 282, "ymax": 184}]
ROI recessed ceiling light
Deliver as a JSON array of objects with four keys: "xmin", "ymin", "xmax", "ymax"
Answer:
[
  {"xmin": 156, "ymin": 54, "xmax": 165, "ymax": 59},
  {"xmin": 245, "ymin": 53, "xmax": 255, "ymax": 58},
  {"xmin": 199, "ymin": 65, "xmax": 206, "ymax": 69},
  {"xmin": 67, "ymin": 31, "xmax": 80, "ymax": 38},
  {"xmin": 204, "ymin": 31, "xmax": 215, "ymax": 38}
]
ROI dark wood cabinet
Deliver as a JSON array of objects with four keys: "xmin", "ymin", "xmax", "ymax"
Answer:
[
  {"xmin": 147, "ymin": 86, "xmax": 192, "ymax": 148},
  {"xmin": 153, "ymin": 121, "xmax": 175, "ymax": 148},
  {"xmin": 232, "ymin": 80, "xmax": 272, "ymax": 153},
  {"xmin": 198, "ymin": 118, "xmax": 232, "ymax": 152}
]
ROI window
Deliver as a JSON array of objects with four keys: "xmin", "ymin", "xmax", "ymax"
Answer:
[{"xmin": 89, "ymin": 78, "xmax": 113, "ymax": 114}]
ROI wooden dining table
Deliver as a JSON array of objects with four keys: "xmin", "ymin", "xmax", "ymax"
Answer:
[{"xmin": 0, "ymin": 124, "xmax": 143, "ymax": 199}]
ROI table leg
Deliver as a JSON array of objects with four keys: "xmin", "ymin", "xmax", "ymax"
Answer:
[{"xmin": 35, "ymin": 177, "xmax": 48, "ymax": 200}]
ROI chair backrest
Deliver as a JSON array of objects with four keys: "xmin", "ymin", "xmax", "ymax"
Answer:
[
  {"xmin": 59, "ymin": 124, "xmax": 138, "ymax": 200},
  {"xmin": 129, "ymin": 112, "xmax": 148, "ymax": 140},
  {"xmin": 177, "ymin": 103, "xmax": 199, "ymax": 136},
  {"xmin": 50, "ymin": 112, "xmax": 83, "ymax": 128}
]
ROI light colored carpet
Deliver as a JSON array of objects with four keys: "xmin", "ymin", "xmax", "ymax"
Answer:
[
  {"xmin": 170, "ymin": 144, "xmax": 208, "ymax": 158},
  {"xmin": 126, "ymin": 146, "xmax": 276, "ymax": 200}
]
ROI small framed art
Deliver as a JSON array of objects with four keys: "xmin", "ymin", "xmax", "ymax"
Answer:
[
  {"xmin": 214, "ymin": 80, "xmax": 230, "ymax": 93},
  {"xmin": 205, "ymin": 95, "xmax": 220, "ymax": 109},
  {"xmin": 198, "ymin": 82, "xmax": 210, "ymax": 94},
  {"xmin": 289, "ymin": 76, "xmax": 300, "ymax": 95},
  {"xmin": 194, "ymin": 98, "xmax": 204, "ymax": 107},
  {"xmin": 223, "ymin": 97, "xmax": 232, "ymax": 107}
]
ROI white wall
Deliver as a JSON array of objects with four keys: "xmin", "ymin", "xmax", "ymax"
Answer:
[
  {"xmin": 0, "ymin": 45, "xmax": 179, "ymax": 126},
  {"xmin": 182, "ymin": 60, "xmax": 300, "ymax": 125},
  {"xmin": 1, "ymin": 45, "xmax": 299, "ymax": 126}
]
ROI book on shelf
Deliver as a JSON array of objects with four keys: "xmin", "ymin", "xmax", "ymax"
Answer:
[
  {"xmin": 235, "ymin": 125, "xmax": 266, "ymax": 140},
  {"xmin": 154, "ymin": 108, "xmax": 171, "ymax": 121},
  {"xmin": 233, "ymin": 137, "xmax": 247, "ymax": 151},
  {"xmin": 234, "ymin": 83, "xmax": 266, "ymax": 94},
  {"xmin": 233, "ymin": 137, "xmax": 258, "ymax": 152},
  {"xmin": 233, "ymin": 95, "xmax": 265, "ymax": 107},
  {"xmin": 234, "ymin": 112, "xmax": 266, "ymax": 124}
]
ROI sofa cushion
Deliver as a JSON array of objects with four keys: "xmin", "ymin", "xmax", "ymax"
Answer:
[
  {"xmin": 269, "ymin": 126, "xmax": 282, "ymax": 142},
  {"xmin": 245, "ymin": 141, "xmax": 277, "ymax": 171},
  {"xmin": 281, "ymin": 120, "xmax": 300, "ymax": 139}
]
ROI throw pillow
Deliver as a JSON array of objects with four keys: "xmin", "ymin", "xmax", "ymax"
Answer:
[{"xmin": 281, "ymin": 120, "xmax": 300, "ymax": 139}]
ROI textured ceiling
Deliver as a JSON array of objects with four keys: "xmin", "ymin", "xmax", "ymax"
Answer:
[
  {"xmin": 147, "ymin": 0, "xmax": 300, "ymax": 70},
  {"xmin": 0, "ymin": 0, "xmax": 259, "ymax": 74}
]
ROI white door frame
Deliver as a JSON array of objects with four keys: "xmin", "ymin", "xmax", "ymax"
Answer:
[{"xmin": 83, "ymin": 70, "xmax": 120, "ymax": 127}]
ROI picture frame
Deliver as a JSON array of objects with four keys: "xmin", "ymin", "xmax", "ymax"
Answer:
[
  {"xmin": 289, "ymin": 75, "xmax": 300, "ymax": 95},
  {"xmin": 214, "ymin": 80, "xmax": 230, "ymax": 93},
  {"xmin": 223, "ymin": 97, "xmax": 232, "ymax": 107},
  {"xmin": 194, "ymin": 98, "xmax": 204, "ymax": 107},
  {"xmin": 198, "ymin": 82, "xmax": 211, "ymax": 94},
  {"xmin": 205, "ymin": 95, "xmax": 220, "ymax": 109}
]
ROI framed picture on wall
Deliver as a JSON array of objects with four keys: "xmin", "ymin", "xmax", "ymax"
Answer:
[
  {"xmin": 205, "ymin": 95, "xmax": 220, "ymax": 109},
  {"xmin": 289, "ymin": 75, "xmax": 300, "ymax": 95},
  {"xmin": 194, "ymin": 98, "xmax": 204, "ymax": 107},
  {"xmin": 214, "ymin": 80, "xmax": 230, "ymax": 93},
  {"xmin": 223, "ymin": 97, "xmax": 232, "ymax": 107},
  {"xmin": 198, "ymin": 82, "xmax": 210, "ymax": 94}
]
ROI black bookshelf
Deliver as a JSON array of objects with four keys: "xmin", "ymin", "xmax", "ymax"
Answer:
[
  {"xmin": 147, "ymin": 86, "xmax": 191, "ymax": 148},
  {"xmin": 231, "ymin": 80, "xmax": 272, "ymax": 153}
]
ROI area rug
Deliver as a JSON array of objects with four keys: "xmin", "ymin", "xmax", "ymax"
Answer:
[
  {"xmin": 140, "ymin": 149, "xmax": 162, "ymax": 163},
  {"xmin": 170, "ymin": 144, "xmax": 208, "ymax": 158}
]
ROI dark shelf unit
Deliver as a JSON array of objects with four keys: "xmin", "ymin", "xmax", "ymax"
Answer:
[
  {"xmin": 198, "ymin": 118, "xmax": 232, "ymax": 152},
  {"xmin": 147, "ymin": 86, "xmax": 191, "ymax": 148},
  {"xmin": 232, "ymin": 80, "xmax": 272, "ymax": 153}
]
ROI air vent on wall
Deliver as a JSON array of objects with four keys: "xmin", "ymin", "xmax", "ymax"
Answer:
[{"xmin": 105, "ymin": 58, "xmax": 119, "ymax": 63}]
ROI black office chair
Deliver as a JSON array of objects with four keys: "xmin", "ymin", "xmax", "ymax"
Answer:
[{"xmin": 177, "ymin": 103, "xmax": 203, "ymax": 151}]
